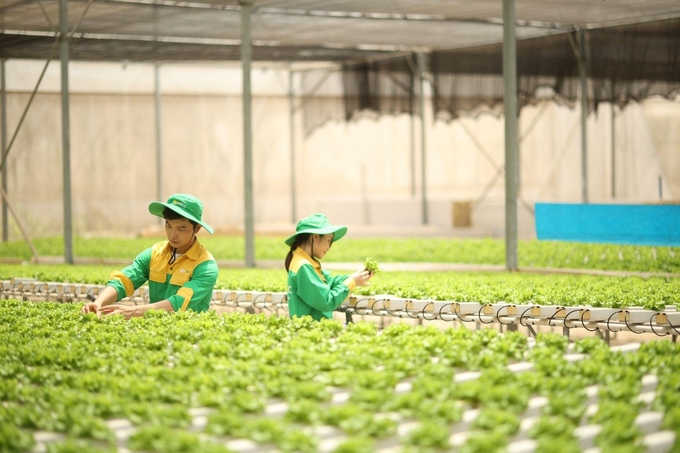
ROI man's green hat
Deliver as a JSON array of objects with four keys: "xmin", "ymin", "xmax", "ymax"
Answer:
[
  {"xmin": 285, "ymin": 213, "xmax": 347, "ymax": 246},
  {"xmin": 148, "ymin": 194, "xmax": 214, "ymax": 234}
]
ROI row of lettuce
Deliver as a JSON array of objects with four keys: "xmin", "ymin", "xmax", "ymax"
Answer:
[
  {"xmin": 1, "ymin": 263, "xmax": 678, "ymax": 311},
  {"xmin": 0, "ymin": 236, "xmax": 678, "ymax": 273},
  {"xmin": 1, "ymin": 300, "xmax": 679, "ymax": 453}
]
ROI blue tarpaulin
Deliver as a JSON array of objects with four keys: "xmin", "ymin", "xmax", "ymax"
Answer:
[{"xmin": 535, "ymin": 203, "xmax": 680, "ymax": 246}]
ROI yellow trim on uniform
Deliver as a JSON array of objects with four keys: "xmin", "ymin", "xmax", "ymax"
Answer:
[
  {"xmin": 177, "ymin": 287, "xmax": 194, "ymax": 311},
  {"xmin": 185, "ymin": 240, "xmax": 214, "ymax": 262},
  {"xmin": 148, "ymin": 242, "xmax": 171, "ymax": 283},
  {"xmin": 149, "ymin": 241, "xmax": 215, "ymax": 285},
  {"xmin": 343, "ymin": 277, "xmax": 357, "ymax": 291},
  {"xmin": 290, "ymin": 248, "xmax": 326, "ymax": 283},
  {"xmin": 109, "ymin": 271, "xmax": 135, "ymax": 297}
]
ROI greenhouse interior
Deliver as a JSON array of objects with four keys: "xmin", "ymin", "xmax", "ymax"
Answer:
[{"xmin": 0, "ymin": 1, "xmax": 680, "ymax": 453}]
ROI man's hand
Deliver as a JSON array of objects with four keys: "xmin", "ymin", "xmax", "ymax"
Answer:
[
  {"xmin": 80, "ymin": 302, "xmax": 100, "ymax": 314},
  {"xmin": 94, "ymin": 300, "xmax": 174, "ymax": 320},
  {"xmin": 98, "ymin": 304, "xmax": 137, "ymax": 320},
  {"xmin": 80, "ymin": 286, "xmax": 118, "ymax": 315}
]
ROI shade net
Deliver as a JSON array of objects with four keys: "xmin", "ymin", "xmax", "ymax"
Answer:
[
  {"xmin": 342, "ymin": 18, "xmax": 680, "ymax": 121},
  {"xmin": 342, "ymin": 57, "xmax": 416, "ymax": 121}
]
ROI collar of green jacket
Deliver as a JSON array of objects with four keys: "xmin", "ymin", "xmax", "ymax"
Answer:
[
  {"xmin": 163, "ymin": 238, "xmax": 205, "ymax": 260},
  {"xmin": 292, "ymin": 247, "xmax": 326, "ymax": 283}
]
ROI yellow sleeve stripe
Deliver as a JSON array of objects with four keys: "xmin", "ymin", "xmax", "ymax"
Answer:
[
  {"xmin": 109, "ymin": 271, "xmax": 134, "ymax": 297},
  {"xmin": 343, "ymin": 277, "xmax": 357, "ymax": 291},
  {"xmin": 178, "ymin": 287, "xmax": 194, "ymax": 312}
]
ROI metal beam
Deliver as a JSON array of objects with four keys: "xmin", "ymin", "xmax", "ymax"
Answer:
[
  {"xmin": 98, "ymin": 0, "xmax": 570, "ymax": 30},
  {"xmin": 60, "ymin": 0, "xmax": 73, "ymax": 264},
  {"xmin": 0, "ymin": 185, "xmax": 39, "ymax": 263},
  {"xmin": 536, "ymin": 117, "xmax": 581, "ymax": 198},
  {"xmin": 292, "ymin": 70, "xmax": 332, "ymax": 112},
  {"xmin": 464, "ymin": 103, "xmax": 547, "ymax": 216},
  {"xmin": 240, "ymin": 0, "xmax": 255, "ymax": 268},
  {"xmin": 0, "ymin": 41, "xmax": 59, "ymax": 176},
  {"xmin": 503, "ymin": 0, "xmax": 518, "ymax": 271}
]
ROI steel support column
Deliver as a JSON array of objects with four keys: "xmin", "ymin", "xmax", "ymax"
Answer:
[
  {"xmin": 289, "ymin": 67, "xmax": 297, "ymax": 223},
  {"xmin": 417, "ymin": 52, "xmax": 428, "ymax": 225},
  {"xmin": 1, "ymin": 60, "xmax": 7, "ymax": 242},
  {"xmin": 503, "ymin": 0, "xmax": 519, "ymax": 271},
  {"xmin": 410, "ymin": 77, "xmax": 416, "ymax": 198},
  {"xmin": 611, "ymin": 104, "xmax": 616, "ymax": 199},
  {"xmin": 60, "ymin": 0, "xmax": 73, "ymax": 264},
  {"xmin": 154, "ymin": 64, "xmax": 163, "ymax": 222},
  {"xmin": 579, "ymin": 28, "xmax": 589, "ymax": 204},
  {"xmin": 240, "ymin": 0, "xmax": 255, "ymax": 267}
]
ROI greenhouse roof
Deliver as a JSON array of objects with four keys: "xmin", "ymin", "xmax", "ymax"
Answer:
[{"xmin": 1, "ymin": 0, "xmax": 679, "ymax": 63}]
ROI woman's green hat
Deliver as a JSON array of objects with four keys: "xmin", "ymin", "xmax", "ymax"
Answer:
[
  {"xmin": 148, "ymin": 193, "xmax": 214, "ymax": 234},
  {"xmin": 285, "ymin": 213, "xmax": 347, "ymax": 246}
]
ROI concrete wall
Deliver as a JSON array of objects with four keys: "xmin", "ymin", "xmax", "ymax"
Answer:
[{"xmin": 1, "ymin": 60, "xmax": 677, "ymax": 239}]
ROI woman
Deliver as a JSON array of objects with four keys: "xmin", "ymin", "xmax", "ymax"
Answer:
[{"xmin": 284, "ymin": 213, "xmax": 372, "ymax": 321}]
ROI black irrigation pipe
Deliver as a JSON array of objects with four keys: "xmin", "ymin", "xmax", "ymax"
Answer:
[
  {"xmin": 438, "ymin": 303, "xmax": 456, "ymax": 321},
  {"xmin": 649, "ymin": 313, "xmax": 669, "ymax": 337},
  {"xmin": 369, "ymin": 298, "xmax": 384, "ymax": 317},
  {"xmin": 421, "ymin": 302, "xmax": 437, "ymax": 321},
  {"xmin": 606, "ymin": 310, "xmax": 624, "ymax": 333},
  {"xmin": 624, "ymin": 315, "xmax": 645, "ymax": 335},
  {"xmin": 495, "ymin": 304, "xmax": 514, "ymax": 325},
  {"xmin": 580, "ymin": 310, "xmax": 599, "ymax": 332},
  {"xmin": 519, "ymin": 306, "xmax": 535, "ymax": 328},
  {"xmin": 477, "ymin": 304, "xmax": 494, "ymax": 325},
  {"xmin": 406, "ymin": 303, "xmax": 420, "ymax": 320}
]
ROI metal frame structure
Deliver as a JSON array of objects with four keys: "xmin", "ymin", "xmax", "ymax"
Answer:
[{"xmin": 1, "ymin": 0, "xmax": 680, "ymax": 268}]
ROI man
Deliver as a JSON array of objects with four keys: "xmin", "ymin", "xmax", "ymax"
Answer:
[{"xmin": 81, "ymin": 193, "xmax": 219, "ymax": 319}]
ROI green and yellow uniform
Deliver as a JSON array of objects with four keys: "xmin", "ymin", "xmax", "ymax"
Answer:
[
  {"xmin": 107, "ymin": 239, "xmax": 218, "ymax": 313},
  {"xmin": 287, "ymin": 247, "xmax": 356, "ymax": 321}
]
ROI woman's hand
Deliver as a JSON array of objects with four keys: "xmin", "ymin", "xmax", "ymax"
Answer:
[{"xmin": 350, "ymin": 269, "xmax": 372, "ymax": 287}]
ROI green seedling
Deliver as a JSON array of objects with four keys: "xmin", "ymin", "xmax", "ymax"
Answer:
[{"xmin": 364, "ymin": 257, "xmax": 382, "ymax": 275}]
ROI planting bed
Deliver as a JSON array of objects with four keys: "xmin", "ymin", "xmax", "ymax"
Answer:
[
  {"xmin": 1, "ymin": 300, "xmax": 680, "ymax": 453},
  {"xmin": 3, "ymin": 275, "xmax": 679, "ymax": 342},
  {"xmin": 0, "ymin": 237, "xmax": 678, "ymax": 274}
]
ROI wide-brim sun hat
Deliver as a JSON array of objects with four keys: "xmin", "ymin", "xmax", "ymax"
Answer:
[
  {"xmin": 148, "ymin": 193, "xmax": 214, "ymax": 234},
  {"xmin": 285, "ymin": 213, "xmax": 347, "ymax": 246}
]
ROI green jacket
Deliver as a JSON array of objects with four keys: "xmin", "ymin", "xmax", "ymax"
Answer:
[
  {"xmin": 286, "ymin": 248, "xmax": 356, "ymax": 321},
  {"xmin": 107, "ymin": 239, "xmax": 218, "ymax": 312}
]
